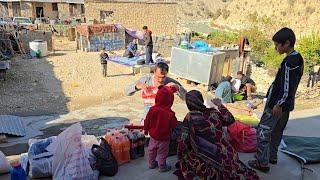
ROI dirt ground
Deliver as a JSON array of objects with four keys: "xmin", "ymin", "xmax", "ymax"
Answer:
[
  {"xmin": 0, "ymin": 37, "xmax": 140, "ymax": 115},
  {"xmin": 0, "ymin": 37, "xmax": 319, "ymax": 116}
]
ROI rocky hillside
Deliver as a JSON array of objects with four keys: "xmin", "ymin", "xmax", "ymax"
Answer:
[
  {"xmin": 177, "ymin": 0, "xmax": 228, "ymax": 20},
  {"xmin": 212, "ymin": 0, "xmax": 320, "ymax": 36},
  {"xmin": 175, "ymin": 0, "xmax": 230, "ymax": 33}
]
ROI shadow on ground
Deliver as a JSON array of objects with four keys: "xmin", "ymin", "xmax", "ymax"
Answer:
[
  {"xmin": 48, "ymin": 52, "xmax": 66, "ymax": 57},
  {"xmin": 0, "ymin": 116, "xmax": 129, "ymax": 155},
  {"xmin": 41, "ymin": 116, "xmax": 130, "ymax": 137},
  {"xmin": 0, "ymin": 56, "xmax": 69, "ymax": 116},
  {"xmin": 107, "ymin": 73, "xmax": 134, "ymax": 78}
]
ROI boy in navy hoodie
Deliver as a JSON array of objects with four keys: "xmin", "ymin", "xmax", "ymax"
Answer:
[{"xmin": 248, "ymin": 27, "xmax": 304, "ymax": 172}]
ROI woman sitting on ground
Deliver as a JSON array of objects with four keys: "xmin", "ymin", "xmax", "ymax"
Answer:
[
  {"xmin": 123, "ymin": 39, "xmax": 138, "ymax": 58},
  {"xmin": 215, "ymin": 75, "xmax": 234, "ymax": 103},
  {"xmin": 174, "ymin": 90, "xmax": 259, "ymax": 180}
]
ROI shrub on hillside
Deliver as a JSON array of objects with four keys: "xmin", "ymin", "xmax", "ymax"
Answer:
[
  {"xmin": 262, "ymin": 33, "xmax": 320, "ymax": 72},
  {"xmin": 247, "ymin": 11, "xmax": 258, "ymax": 24},
  {"xmin": 305, "ymin": 6, "xmax": 316, "ymax": 15},
  {"xmin": 221, "ymin": 8, "xmax": 231, "ymax": 19},
  {"xmin": 206, "ymin": 27, "xmax": 271, "ymax": 62},
  {"xmin": 207, "ymin": 30, "xmax": 239, "ymax": 46},
  {"xmin": 205, "ymin": 29, "xmax": 319, "ymax": 73},
  {"xmin": 240, "ymin": 27, "xmax": 271, "ymax": 59},
  {"xmin": 262, "ymin": 45, "xmax": 284, "ymax": 69},
  {"xmin": 287, "ymin": 0, "xmax": 296, "ymax": 6},
  {"xmin": 212, "ymin": 9, "xmax": 222, "ymax": 20},
  {"xmin": 296, "ymin": 33, "xmax": 320, "ymax": 72},
  {"xmin": 280, "ymin": 11, "xmax": 287, "ymax": 16}
]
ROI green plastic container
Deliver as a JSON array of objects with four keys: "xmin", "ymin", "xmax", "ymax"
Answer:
[
  {"xmin": 35, "ymin": 49, "xmax": 42, "ymax": 58},
  {"xmin": 180, "ymin": 40, "xmax": 188, "ymax": 49},
  {"xmin": 233, "ymin": 93, "xmax": 244, "ymax": 101}
]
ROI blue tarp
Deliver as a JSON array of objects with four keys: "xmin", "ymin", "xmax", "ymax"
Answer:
[
  {"xmin": 281, "ymin": 135, "xmax": 320, "ymax": 164},
  {"xmin": 191, "ymin": 40, "xmax": 217, "ymax": 52},
  {"xmin": 109, "ymin": 55, "xmax": 145, "ymax": 67}
]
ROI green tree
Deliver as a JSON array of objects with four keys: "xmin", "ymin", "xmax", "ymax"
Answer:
[
  {"xmin": 207, "ymin": 30, "xmax": 239, "ymax": 47},
  {"xmin": 296, "ymin": 33, "xmax": 320, "ymax": 72},
  {"xmin": 240, "ymin": 27, "xmax": 271, "ymax": 61},
  {"xmin": 262, "ymin": 45, "xmax": 284, "ymax": 68}
]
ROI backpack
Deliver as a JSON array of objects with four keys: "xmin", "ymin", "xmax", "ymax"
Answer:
[
  {"xmin": 91, "ymin": 138, "xmax": 118, "ymax": 176},
  {"xmin": 227, "ymin": 121, "xmax": 257, "ymax": 153}
]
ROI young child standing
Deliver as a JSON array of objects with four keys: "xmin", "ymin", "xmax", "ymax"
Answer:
[
  {"xmin": 144, "ymin": 85, "xmax": 178, "ymax": 172},
  {"xmin": 100, "ymin": 47, "xmax": 109, "ymax": 77},
  {"xmin": 248, "ymin": 27, "xmax": 304, "ymax": 172}
]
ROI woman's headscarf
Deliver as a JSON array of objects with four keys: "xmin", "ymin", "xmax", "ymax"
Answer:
[{"xmin": 185, "ymin": 90, "xmax": 207, "ymax": 112}]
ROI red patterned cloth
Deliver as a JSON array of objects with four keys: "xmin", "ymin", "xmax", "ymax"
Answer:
[
  {"xmin": 76, "ymin": 24, "xmax": 117, "ymax": 38},
  {"xmin": 175, "ymin": 90, "xmax": 260, "ymax": 180}
]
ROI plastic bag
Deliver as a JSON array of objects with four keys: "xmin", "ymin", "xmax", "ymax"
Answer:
[
  {"xmin": 0, "ymin": 150, "xmax": 10, "ymax": 174},
  {"xmin": 82, "ymin": 135, "xmax": 99, "ymax": 148},
  {"xmin": 227, "ymin": 121, "xmax": 257, "ymax": 153},
  {"xmin": 91, "ymin": 138, "xmax": 118, "ymax": 176},
  {"xmin": 27, "ymin": 137, "xmax": 56, "ymax": 178},
  {"xmin": 19, "ymin": 153, "xmax": 28, "ymax": 173},
  {"xmin": 47, "ymin": 123, "xmax": 98, "ymax": 180},
  {"xmin": 29, "ymin": 156, "xmax": 52, "ymax": 178},
  {"xmin": 28, "ymin": 137, "xmax": 56, "ymax": 159},
  {"xmin": 192, "ymin": 40, "xmax": 212, "ymax": 52}
]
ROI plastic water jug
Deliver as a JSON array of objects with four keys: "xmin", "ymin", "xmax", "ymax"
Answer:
[{"xmin": 10, "ymin": 163, "xmax": 26, "ymax": 180}]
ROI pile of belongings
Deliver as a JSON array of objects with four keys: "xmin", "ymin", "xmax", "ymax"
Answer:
[
  {"xmin": 205, "ymin": 98, "xmax": 258, "ymax": 153},
  {"xmin": 18, "ymin": 123, "xmax": 118, "ymax": 179}
]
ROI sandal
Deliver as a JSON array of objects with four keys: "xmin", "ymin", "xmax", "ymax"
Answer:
[
  {"xmin": 269, "ymin": 158, "xmax": 277, "ymax": 164},
  {"xmin": 149, "ymin": 161, "xmax": 158, "ymax": 169},
  {"xmin": 248, "ymin": 160, "xmax": 270, "ymax": 173}
]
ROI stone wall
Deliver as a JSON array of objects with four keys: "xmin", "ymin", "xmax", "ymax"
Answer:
[
  {"xmin": 58, "ymin": 3, "xmax": 69, "ymax": 20},
  {"xmin": 153, "ymin": 35, "xmax": 180, "ymax": 56},
  {"xmin": 20, "ymin": 30, "xmax": 53, "ymax": 52},
  {"xmin": 85, "ymin": 1, "xmax": 177, "ymax": 35},
  {"xmin": 20, "ymin": 2, "xmax": 35, "ymax": 18},
  {"xmin": 43, "ymin": 3, "xmax": 58, "ymax": 19},
  {"xmin": 7, "ymin": 2, "xmax": 13, "ymax": 17},
  {"xmin": 132, "ymin": 35, "xmax": 180, "ymax": 57},
  {"xmin": 58, "ymin": 3, "xmax": 83, "ymax": 20},
  {"xmin": 19, "ymin": 2, "xmax": 59, "ymax": 19}
]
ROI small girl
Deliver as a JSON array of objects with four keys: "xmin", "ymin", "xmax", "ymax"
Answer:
[
  {"xmin": 144, "ymin": 85, "xmax": 178, "ymax": 172},
  {"xmin": 99, "ymin": 47, "xmax": 109, "ymax": 77}
]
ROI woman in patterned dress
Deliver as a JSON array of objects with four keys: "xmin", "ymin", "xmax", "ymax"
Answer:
[{"xmin": 174, "ymin": 90, "xmax": 259, "ymax": 180}]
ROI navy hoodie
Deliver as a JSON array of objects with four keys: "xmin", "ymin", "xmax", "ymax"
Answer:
[{"xmin": 266, "ymin": 51, "xmax": 304, "ymax": 112}]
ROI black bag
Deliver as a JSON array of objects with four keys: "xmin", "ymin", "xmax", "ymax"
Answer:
[
  {"xmin": 168, "ymin": 122, "xmax": 183, "ymax": 156},
  {"xmin": 91, "ymin": 138, "xmax": 118, "ymax": 176}
]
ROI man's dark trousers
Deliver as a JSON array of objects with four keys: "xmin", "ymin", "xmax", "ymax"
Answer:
[{"xmin": 145, "ymin": 45, "xmax": 153, "ymax": 65}]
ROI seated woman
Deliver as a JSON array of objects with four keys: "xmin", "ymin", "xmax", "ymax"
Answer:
[
  {"xmin": 123, "ymin": 39, "xmax": 138, "ymax": 58},
  {"xmin": 175, "ymin": 90, "xmax": 259, "ymax": 180},
  {"xmin": 215, "ymin": 75, "xmax": 234, "ymax": 103}
]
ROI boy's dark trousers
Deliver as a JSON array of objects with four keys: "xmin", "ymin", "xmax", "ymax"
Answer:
[
  {"xmin": 101, "ymin": 63, "xmax": 107, "ymax": 77},
  {"xmin": 256, "ymin": 107, "xmax": 290, "ymax": 165}
]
